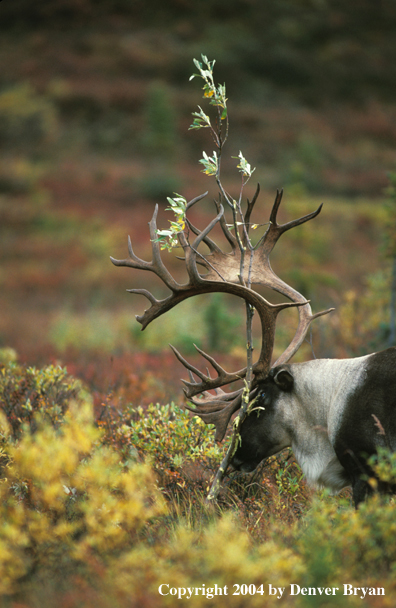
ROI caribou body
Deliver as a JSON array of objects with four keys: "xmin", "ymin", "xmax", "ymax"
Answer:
[{"xmin": 232, "ymin": 347, "xmax": 396, "ymax": 506}]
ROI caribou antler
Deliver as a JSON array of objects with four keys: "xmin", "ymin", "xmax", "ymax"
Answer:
[{"xmin": 111, "ymin": 189, "xmax": 333, "ymax": 441}]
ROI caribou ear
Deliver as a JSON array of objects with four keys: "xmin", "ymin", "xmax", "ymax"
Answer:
[{"xmin": 272, "ymin": 368, "xmax": 294, "ymax": 392}]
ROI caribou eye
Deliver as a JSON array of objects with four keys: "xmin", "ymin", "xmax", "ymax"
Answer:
[{"xmin": 257, "ymin": 390, "xmax": 271, "ymax": 408}]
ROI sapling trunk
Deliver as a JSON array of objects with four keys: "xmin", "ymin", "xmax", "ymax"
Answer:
[{"xmin": 205, "ymin": 200, "xmax": 256, "ymax": 504}]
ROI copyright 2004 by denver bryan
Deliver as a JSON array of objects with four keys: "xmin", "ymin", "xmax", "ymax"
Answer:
[{"xmin": 158, "ymin": 583, "xmax": 385, "ymax": 601}]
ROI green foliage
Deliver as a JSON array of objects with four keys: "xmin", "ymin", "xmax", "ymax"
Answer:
[
  {"xmin": 189, "ymin": 105, "xmax": 212, "ymax": 130},
  {"xmin": 275, "ymin": 458, "xmax": 303, "ymax": 498},
  {"xmin": 0, "ymin": 360, "xmax": 88, "ymax": 439},
  {"xmin": 233, "ymin": 150, "xmax": 255, "ymax": 180},
  {"xmin": 190, "ymin": 55, "xmax": 227, "ymax": 120},
  {"xmin": 153, "ymin": 55, "xmax": 229, "ymax": 248},
  {"xmin": 294, "ymin": 493, "xmax": 396, "ymax": 590},
  {"xmin": 100, "ymin": 401, "xmax": 226, "ymax": 497},
  {"xmin": 199, "ymin": 149, "xmax": 218, "ymax": 176},
  {"xmin": 154, "ymin": 193, "xmax": 187, "ymax": 250},
  {"xmin": 126, "ymin": 403, "xmax": 221, "ymax": 466},
  {"xmin": 369, "ymin": 447, "xmax": 396, "ymax": 486}
]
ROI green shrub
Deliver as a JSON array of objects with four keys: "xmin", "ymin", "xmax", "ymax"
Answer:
[
  {"xmin": 123, "ymin": 403, "xmax": 222, "ymax": 467},
  {"xmin": 100, "ymin": 401, "xmax": 226, "ymax": 499},
  {"xmin": 369, "ymin": 447, "xmax": 396, "ymax": 486},
  {"xmin": 0, "ymin": 360, "xmax": 89, "ymax": 439},
  {"xmin": 294, "ymin": 493, "xmax": 396, "ymax": 593}
]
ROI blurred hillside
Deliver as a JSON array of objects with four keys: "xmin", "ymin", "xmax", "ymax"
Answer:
[
  {"xmin": 0, "ymin": 0, "xmax": 395, "ymax": 194},
  {"xmin": 0, "ymin": 0, "xmax": 395, "ymax": 402}
]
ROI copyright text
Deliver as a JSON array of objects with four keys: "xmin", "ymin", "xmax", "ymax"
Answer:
[{"xmin": 158, "ymin": 583, "xmax": 385, "ymax": 600}]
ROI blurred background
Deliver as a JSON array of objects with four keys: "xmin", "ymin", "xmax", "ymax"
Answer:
[{"xmin": 1, "ymin": 0, "xmax": 396, "ymax": 408}]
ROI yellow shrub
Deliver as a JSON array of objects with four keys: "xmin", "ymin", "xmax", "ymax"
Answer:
[{"xmin": 0, "ymin": 403, "xmax": 165, "ymax": 596}]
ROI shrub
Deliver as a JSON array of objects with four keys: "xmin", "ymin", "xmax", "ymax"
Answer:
[
  {"xmin": 294, "ymin": 493, "xmax": 396, "ymax": 592},
  {"xmin": 0, "ymin": 359, "xmax": 89, "ymax": 439},
  {"xmin": 98, "ymin": 399, "xmax": 312, "ymax": 534},
  {"xmin": 0, "ymin": 402, "xmax": 165, "ymax": 599},
  {"xmin": 99, "ymin": 401, "xmax": 226, "ymax": 499}
]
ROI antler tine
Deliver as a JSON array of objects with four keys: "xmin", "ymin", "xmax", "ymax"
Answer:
[
  {"xmin": 260, "ymin": 190, "xmax": 323, "ymax": 256},
  {"xmin": 183, "ymin": 191, "xmax": 222, "ymax": 254},
  {"xmin": 269, "ymin": 188, "xmax": 284, "ymax": 226},
  {"xmin": 148, "ymin": 205, "xmax": 181, "ymax": 290},
  {"xmin": 244, "ymin": 182, "xmax": 261, "ymax": 242},
  {"xmin": 169, "ymin": 343, "xmax": 248, "ymax": 398},
  {"xmin": 185, "ymin": 387, "xmax": 244, "ymax": 412},
  {"xmin": 110, "ymin": 204, "xmax": 180, "ymax": 292},
  {"xmin": 126, "ymin": 288, "xmax": 158, "ymax": 306},
  {"xmin": 186, "ymin": 384, "xmax": 259, "ymax": 443},
  {"xmin": 193, "ymin": 344, "xmax": 230, "ymax": 376},
  {"xmin": 278, "ymin": 203, "xmax": 323, "ymax": 235},
  {"xmin": 185, "ymin": 191, "xmax": 209, "ymax": 212},
  {"xmin": 214, "ymin": 196, "xmax": 238, "ymax": 251},
  {"xmin": 273, "ymin": 305, "xmax": 335, "ymax": 368},
  {"xmin": 169, "ymin": 344, "xmax": 212, "ymax": 384},
  {"xmin": 110, "ymin": 235, "xmax": 151, "ymax": 271},
  {"xmin": 251, "ymin": 298, "xmax": 313, "ymax": 380},
  {"xmin": 184, "ymin": 217, "xmax": 222, "ymax": 254},
  {"xmin": 187, "ymin": 392, "xmax": 244, "ymax": 442},
  {"xmin": 181, "ymin": 205, "xmax": 225, "ymax": 286}
]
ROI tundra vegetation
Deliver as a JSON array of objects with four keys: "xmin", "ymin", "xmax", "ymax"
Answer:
[{"xmin": 1, "ymin": 44, "xmax": 396, "ymax": 605}]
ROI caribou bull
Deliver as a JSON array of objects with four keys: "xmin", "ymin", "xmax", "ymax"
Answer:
[
  {"xmin": 111, "ymin": 189, "xmax": 395, "ymax": 506},
  {"xmin": 232, "ymin": 348, "xmax": 396, "ymax": 506}
]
